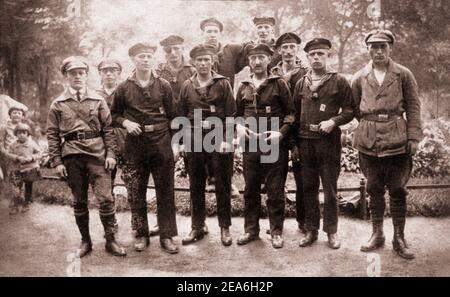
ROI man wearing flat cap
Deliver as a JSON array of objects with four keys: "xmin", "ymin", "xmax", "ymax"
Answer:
[
  {"xmin": 47, "ymin": 56, "xmax": 126, "ymax": 257},
  {"xmin": 352, "ymin": 29, "xmax": 422, "ymax": 260},
  {"xmin": 293, "ymin": 38, "xmax": 354, "ymax": 249},
  {"xmin": 177, "ymin": 44, "xmax": 236, "ymax": 247},
  {"xmin": 271, "ymin": 32, "xmax": 308, "ymax": 234},
  {"xmin": 110, "ymin": 43, "xmax": 179, "ymax": 254},
  {"xmin": 235, "ymin": 43, "xmax": 295, "ymax": 249},
  {"xmin": 96, "ymin": 58, "xmax": 125, "ymax": 234}
]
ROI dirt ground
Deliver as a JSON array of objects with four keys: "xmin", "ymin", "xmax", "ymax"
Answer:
[{"xmin": 0, "ymin": 199, "xmax": 449, "ymax": 277}]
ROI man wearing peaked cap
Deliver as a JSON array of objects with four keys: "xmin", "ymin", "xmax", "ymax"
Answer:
[
  {"xmin": 253, "ymin": 16, "xmax": 276, "ymax": 27},
  {"xmin": 303, "ymin": 38, "xmax": 332, "ymax": 52},
  {"xmin": 48, "ymin": 55, "xmax": 127, "ymax": 258},
  {"xmin": 271, "ymin": 31, "xmax": 308, "ymax": 235},
  {"xmin": 96, "ymin": 57, "xmax": 124, "ymax": 236},
  {"xmin": 352, "ymin": 29, "xmax": 421, "ymax": 260},
  {"xmin": 128, "ymin": 42, "xmax": 157, "ymax": 57},
  {"xmin": 364, "ymin": 29, "xmax": 395, "ymax": 45},
  {"xmin": 294, "ymin": 37, "xmax": 355, "ymax": 250},
  {"xmin": 111, "ymin": 39, "xmax": 179, "ymax": 255},
  {"xmin": 60, "ymin": 56, "xmax": 89, "ymax": 75}
]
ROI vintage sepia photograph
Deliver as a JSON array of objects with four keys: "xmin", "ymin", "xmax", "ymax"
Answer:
[{"xmin": 0, "ymin": 0, "xmax": 449, "ymax": 280}]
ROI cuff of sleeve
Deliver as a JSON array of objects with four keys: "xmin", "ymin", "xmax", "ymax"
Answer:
[
  {"xmin": 280, "ymin": 124, "xmax": 290, "ymax": 137},
  {"xmin": 106, "ymin": 150, "xmax": 116, "ymax": 160}
]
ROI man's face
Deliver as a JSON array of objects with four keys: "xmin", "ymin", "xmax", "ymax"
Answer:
[
  {"xmin": 16, "ymin": 131, "xmax": 28, "ymax": 142},
  {"xmin": 10, "ymin": 110, "xmax": 24, "ymax": 123},
  {"xmin": 256, "ymin": 24, "xmax": 274, "ymax": 44},
  {"xmin": 164, "ymin": 45, "xmax": 183, "ymax": 65},
  {"xmin": 278, "ymin": 42, "xmax": 298, "ymax": 63},
  {"xmin": 202, "ymin": 25, "xmax": 221, "ymax": 46},
  {"xmin": 306, "ymin": 49, "xmax": 329, "ymax": 71},
  {"xmin": 99, "ymin": 67, "xmax": 121, "ymax": 87},
  {"xmin": 132, "ymin": 52, "xmax": 155, "ymax": 72},
  {"xmin": 193, "ymin": 54, "xmax": 213, "ymax": 75},
  {"xmin": 65, "ymin": 68, "xmax": 87, "ymax": 90},
  {"xmin": 248, "ymin": 54, "xmax": 271, "ymax": 75},
  {"xmin": 368, "ymin": 42, "xmax": 391, "ymax": 65}
]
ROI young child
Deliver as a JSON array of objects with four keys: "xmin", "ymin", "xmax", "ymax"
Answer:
[
  {"xmin": 0, "ymin": 106, "xmax": 27, "ymax": 200},
  {"xmin": 5, "ymin": 123, "xmax": 41, "ymax": 214}
]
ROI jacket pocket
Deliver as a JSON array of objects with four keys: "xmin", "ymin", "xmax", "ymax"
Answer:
[
  {"xmin": 382, "ymin": 118, "xmax": 407, "ymax": 150},
  {"xmin": 353, "ymin": 120, "xmax": 376, "ymax": 151}
]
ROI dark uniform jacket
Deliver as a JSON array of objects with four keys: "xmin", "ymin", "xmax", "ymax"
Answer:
[
  {"xmin": 293, "ymin": 69, "xmax": 354, "ymax": 140},
  {"xmin": 270, "ymin": 60, "xmax": 308, "ymax": 95},
  {"xmin": 351, "ymin": 59, "xmax": 422, "ymax": 157},
  {"xmin": 236, "ymin": 74, "xmax": 295, "ymax": 144},
  {"xmin": 212, "ymin": 42, "xmax": 247, "ymax": 88},
  {"xmin": 156, "ymin": 59, "xmax": 196, "ymax": 101}
]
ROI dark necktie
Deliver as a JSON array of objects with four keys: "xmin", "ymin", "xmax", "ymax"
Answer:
[{"xmin": 76, "ymin": 91, "xmax": 81, "ymax": 101}]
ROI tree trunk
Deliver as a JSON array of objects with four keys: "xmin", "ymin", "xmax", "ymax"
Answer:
[
  {"xmin": 12, "ymin": 41, "xmax": 22, "ymax": 100},
  {"xmin": 338, "ymin": 43, "xmax": 345, "ymax": 73}
]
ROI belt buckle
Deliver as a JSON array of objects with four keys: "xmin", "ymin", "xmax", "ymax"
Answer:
[
  {"xmin": 77, "ymin": 131, "xmax": 86, "ymax": 141},
  {"xmin": 378, "ymin": 114, "xmax": 389, "ymax": 121},
  {"xmin": 201, "ymin": 120, "xmax": 211, "ymax": 129},
  {"xmin": 309, "ymin": 124, "xmax": 319, "ymax": 132},
  {"xmin": 144, "ymin": 125, "xmax": 154, "ymax": 132}
]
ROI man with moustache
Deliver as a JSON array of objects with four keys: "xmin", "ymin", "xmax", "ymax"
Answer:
[
  {"xmin": 235, "ymin": 43, "xmax": 295, "ymax": 249},
  {"xmin": 47, "ymin": 56, "xmax": 126, "ymax": 257},
  {"xmin": 270, "ymin": 32, "xmax": 308, "ymax": 234},
  {"xmin": 352, "ymin": 30, "xmax": 422, "ymax": 260},
  {"xmin": 293, "ymin": 38, "xmax": 354, "ymax": 249},
  {"xmin": 110, "ymin": 43, "xmax": 179, "ymax": 254}
]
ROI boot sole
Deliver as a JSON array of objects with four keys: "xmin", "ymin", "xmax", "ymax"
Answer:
[
  {"xmin": 182, "ymin": 233, "xmax": 205, "ymax": 245},
  {"xmin": 361, "ymin": 241, "xmax": 385, "ymax": 252}
]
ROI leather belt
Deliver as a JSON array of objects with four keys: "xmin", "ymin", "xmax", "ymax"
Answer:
[
  {"xmin": 142, "ymin": 122, "xmax": 168, "ymax": 133},
  {"xmin": 301, "ymin": 124, "xmax": 320, "ymax": 132},
  {"xmin": 362, "ymin": 113, "xmax": 402, "ymax": 122},
  {"xmin": 64, "ymin": 130, "xmax": 102, "ymax": 142}
]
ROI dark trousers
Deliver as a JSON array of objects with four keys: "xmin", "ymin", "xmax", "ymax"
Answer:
[
  {"xmin": 186, "ymin": 151, "xmax": 233, "ymax": 229},
  {"xmin": 121, "ymin": 135, "xmax": 178, "ymax": 239},
  {"xmin": 359, "ymin": 152, "xmax": 412, "ymax": 227},
  {"xmin": 243, "ymin": 147, "xmax": 289, "ymax": 236},
  {"xmin": 9, "ymin": 170, "xmax": 35, "ymax": 207},
  {"xmin": 292, "ymin": 161, "xmax": 305, "ymax": 226},
  {"xmin": 300, "ymin": 135, "xmax": 341, "ymax": 234}
]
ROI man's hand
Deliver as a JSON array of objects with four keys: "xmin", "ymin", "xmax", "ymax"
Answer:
[
  {"xmin": 407, "ymin": 140, "xmax": 419, "ymax": 155},
  {"xmin": 219, "ymin": 141, "xmax": 233, "ymax": 154},
  {"xmin": 56, "ymin": 164, "xmax": 68, "ymax": 178},
  {"xmin": 263, "ymin": 131, "xmax": 282, "ymax": 144},
  {"xmin": 123, "ymin": 119, "xmax": 142, "ymax": 136},
  {"xmin": 318, "ymin": 119, "xmax": 336, "ymax": 134},
  {"xmin": 105, "ymin": 157, "xmax": 117, "ymax": 170},
  {"xmin": 236, "ymin": 124, "xmax": 250, "ymax": 140},
  {"xmin": 291, "ymin": 146, "xmax": 300, "ymax": 163}
]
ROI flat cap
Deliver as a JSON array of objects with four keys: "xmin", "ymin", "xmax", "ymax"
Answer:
[
  {"xmin": 189, "ymin": 44, "xmax": 217, "ymax": 59},
  {"xmin": 245, "ymin": 43, "xmax": 274, "ymax": 57},
  {"xmin": 128, "ymin": 42, "xmax": 157, "ymax": 57},
  {"xmin": 97, "ymin": 58, "xmax": 122, "ymax": 72},
  {"xmin": 253, "ymin": 17, "xmax": 276, "ymax": 26},
  {"xmin": 14, "ymin": 123, "xmax": 31, "ymax": 136},
  {"xmin": 275, "ymin": 32, "xmax": 302, "ymax": 48},
  {"xmin": 200, "ymin": 17, "xmax": 223, "ymax": 32},
  {"xmin": 304, "ymin": 38, "xmax": 332, "ymax": 52},
  {"xmin": 160, "ymin": 35, "xmax": 184, "ymax": 47},
  {"xmin": 60, "ymin": 56, "xmax": 89, "ymax": 74},
  {"xmin": 365, "ymin": 29, "xmax": 395, "ymax": 45}
]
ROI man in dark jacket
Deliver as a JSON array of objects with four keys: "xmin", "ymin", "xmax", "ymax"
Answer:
[
  {"xmin": 110, "ymin": 43, "xmax": 179, "ymax": 254},
  {"xmin": 352, "ymin": 30, "xmax": 422, "ymax": 260},
  {"xmin": 293, "ymin": 38, "xmax": 354, "ymax": 249}
]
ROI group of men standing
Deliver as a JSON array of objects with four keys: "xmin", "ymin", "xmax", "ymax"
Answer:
[{"xmin": 46, "ymin": 16, "xmax": 422, "ymax": 261}]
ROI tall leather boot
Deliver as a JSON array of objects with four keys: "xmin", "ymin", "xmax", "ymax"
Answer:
[
  {"xmin": 75, "ymin": 213, "xmax": 92, "ymax": 258},
  {"xmin": 392, "ymin": 223, "xmax": 415, "ymax": 260},
  {"xmin": 100, "ymin": 214, "xmax": 127, "ymax": 257},
  {"xmin": 361, "ymin": 220, "xmax": 385, "ymax": 252}
]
